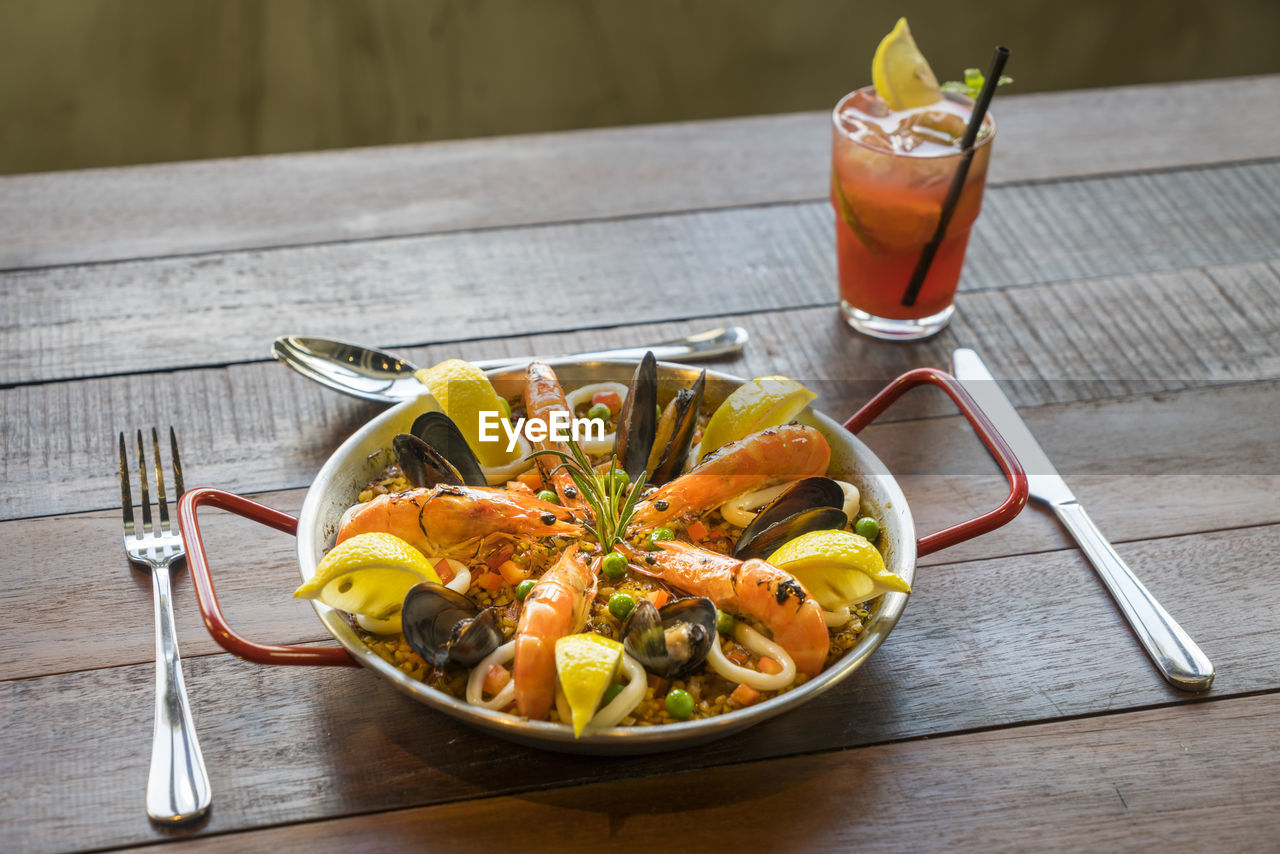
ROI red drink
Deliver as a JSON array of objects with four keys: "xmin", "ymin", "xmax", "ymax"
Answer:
[{"xmin": 831, "ymin": 86, "xmax": 994, "ymax": 340}]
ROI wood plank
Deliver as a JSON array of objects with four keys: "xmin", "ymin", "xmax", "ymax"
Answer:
[
  {"xmin": 3, "ymin": 265, "xmax": 1277, "ymax": 522},
  {"xmin": 4, "ymin": 522, "xmax": 1278, "ymax": 852},
  {"xmin": 109, "ymin": 693, "xmax": 1280, "ymax": 854},
  {"xmin": 2, "ymin": 162, "xmax": 1277, "ymax": 385},
  {"xmin": 2, "ymin": 76, "xmax": 1277, "ymax": 270}
]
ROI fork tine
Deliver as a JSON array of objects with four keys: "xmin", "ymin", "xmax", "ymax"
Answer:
[
  {"xmin": 136, "ymin": 430, "xmax": 153, "ymax": 535},
  {"xmin": 152, "ymin": 427, "xmax": 170, "ymax": 531},
  {"xmin": 170, "ymin": 426, "xmax": 185, "ymax": 498},
  {"xmin": 119, "ymin": 432, "xmax": 135, "ymax": 537}
]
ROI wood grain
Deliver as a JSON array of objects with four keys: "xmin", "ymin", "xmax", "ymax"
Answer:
[
  {"xmin": 4, "ymin": 521, "xmax": 1277, "ymax": 852},
  {"xmin": 2, "ymin": 75, "xmax": 1277, "ymax": 269},
  {"xmin": 2, "ymin": 162, "xmax": 1276, "ymax": 385},
  {"xmin": 116, "ymin": 692, "xmax": 1280, "ymax": 854}
]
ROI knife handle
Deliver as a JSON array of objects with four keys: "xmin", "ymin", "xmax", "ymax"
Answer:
[{"xmin": 1052, "ymin": 500, "xmax": 1214, "ymax": 692}]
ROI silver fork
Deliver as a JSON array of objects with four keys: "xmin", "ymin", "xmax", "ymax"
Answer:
[{"xmin": 119, "ymin": 427, "xmax": 212, "ymax": 823}]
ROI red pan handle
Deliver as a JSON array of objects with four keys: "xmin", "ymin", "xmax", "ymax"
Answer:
[
  {"xmin": 177, "ymin": 487, "xmax": 359, "ymax": 667},
  {"xmin": 843, "ymin": 367, "xmax": 1028, "ymax": 557}
]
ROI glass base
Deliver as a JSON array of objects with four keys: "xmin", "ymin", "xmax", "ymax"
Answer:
[{"xmin": 840, "ymin": 301, "xmax": 954, "ymax": 341}]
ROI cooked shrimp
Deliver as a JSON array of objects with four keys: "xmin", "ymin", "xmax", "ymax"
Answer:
[
  {"xmin": 524, "ymin": 361, "xmax": 586, "ymax": 508},
  {"xmin": 336, "ymin": 485, "xmax": 579, "ymax": 555},
  {"xmin": 630, "ymin": 425, "xmax": 831, "ymax": 529},
  {"xmin": 625, "ymin": 540, "xmax": 829, "ymax": 675},
  {"xmin": 512, "ymin": 544, "xmax": 596, "ymax": 719}
]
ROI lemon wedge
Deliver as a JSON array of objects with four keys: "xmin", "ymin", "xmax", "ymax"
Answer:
[
  {"xmin": 697, "ymin": 376, "xmax": 817, "ymax": 461},
  {"xmin": 767, "ymin": 529, "xmax": 909, "ymax": 611},
  {"xmin": 555, "ymin": 633, "xmax": 623, "ymax": 737},
  {"xmin": 413, "ymin": 358, "xmax": 519, "ymax": 468},
  {"xmin": 872, "ymin": 17, "xmax": 941, "ymax": 110},
  {"xmin": 293, "ymin": 533, "xmax": 441, "ymax": 634}
]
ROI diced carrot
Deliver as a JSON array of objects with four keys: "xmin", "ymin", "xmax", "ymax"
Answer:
[
  {"xmin": 432, "ymin": 558, "xmax": 456, "ymax": 584},
  {"xmin": 730, "ymin": 684, "xmax": 761, "ymax": 706},
  {"xmin": 726, "ymin": 646, "xmax": 750, "ymax": 666},
  {"xmin": 498, "ymin": 559, "xmax": 530, "ymax": 586},
  {"xmin": 645, "ymin": 589, "xmax": 670, "ymax": 610},
  {"xmin": 686, "ymin": 520, "xmax": 708, "ymax": 542},
  {"xmin": 482, "ymin": 664, "xmax": 511, "ymax": 697},
  {"xmin": 647, "ymin": 674, "xmax": 669, "ymax": 695},
  {"xmin": 516, "ymin": 469, "xmax": 544, "ymax": 490},
  {"xmin": 505, "ymin": 480, "xmax": 533, "ymax": 495},
  {"xmin": 485, "ymin": 542, "xmax": 515, "ymax": 571},
  {"xmin": 477, "ymin": 571, "xmax": 504, "ymax": 593},
  {"xmin": 591, "ymin": 391, "xmax": 622, "ymax": 415},
  {"xmin": 758, "ymin": 656, "xmax": 783, "ymax": 675}
]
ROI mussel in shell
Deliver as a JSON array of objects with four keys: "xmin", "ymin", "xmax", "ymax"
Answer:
[
  {"xmin": 646, "ymin": 370, "xmax": 705, "ymax": 485},
  {"xmin": 734, "ymin": 477, "xmax": 848, "ymax": 561},
  {"xmin": 613, "ymin": 353, "xmax": 705, "ymax": 486},
  {"xmin": 401, "ymin": 582, "xmax": 502, "ymax": 668},
  {"xmin": 393, "ymin": 411, "xmax": 488, "ymax": 488},
  {"xmin": 613, "ymin": 353, "xmax": 657, "ymax": 481},
  {"xmin": 622, "ymin": 596, "xmax": 718, "ymax": 679}
]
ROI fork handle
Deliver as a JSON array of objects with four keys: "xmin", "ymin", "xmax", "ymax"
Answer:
[{"xmin": 146, "ymin": 563, "xmax": 212, "ymax": 823}]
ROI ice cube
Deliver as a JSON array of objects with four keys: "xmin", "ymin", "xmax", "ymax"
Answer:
[
  {"xmin": 892, "ymin": 110, "xmax": 967, "ymax": 153},
  {"xmin": 843, "ymin": 89, "xmax": 891, "ymax": 118}
]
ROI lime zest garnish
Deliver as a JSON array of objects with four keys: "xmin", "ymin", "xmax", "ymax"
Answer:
[{"xmin": 941, "ymin": 68, "xmax": 1014, "ymax": 99}]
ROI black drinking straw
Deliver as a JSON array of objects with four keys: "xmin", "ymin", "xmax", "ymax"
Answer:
[{"xmin": 900, "ymin": 45, "xmax": 1010, "ymax": 307}]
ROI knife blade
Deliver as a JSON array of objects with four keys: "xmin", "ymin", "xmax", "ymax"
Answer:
[{"xmin": 951, "ymin": 348, "xmax": 1214, "ymax": 692}]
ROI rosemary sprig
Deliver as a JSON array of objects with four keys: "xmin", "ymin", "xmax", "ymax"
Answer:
[{"xmin": 532, "ymin": 440, "xmax": 647, "ymax": 552}]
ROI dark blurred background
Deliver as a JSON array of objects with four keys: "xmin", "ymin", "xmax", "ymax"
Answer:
[{"xmin": 3, "ymin": 0, "xmax": 1278, "ymax": 175}]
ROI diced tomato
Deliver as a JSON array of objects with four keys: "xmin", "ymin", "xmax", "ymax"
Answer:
[
  {"xmin": 730, "ymin": 684, "xmax": 761, "ymax": 706},
  {"xmin": 591, "ymin": 391, "xmax": 622, "ymax": 415},
  {"xmin": 506, "ymin": 480, "xmax": 533, "ymax": 494},
  {"xmin": 758, "ymin": 656, "xmax": 783, "ymax": 675},
  {"xmin": 477, "ymin": 571, "xmax": 504, "ymax": 593},
  {"xmin": 485, "ymin": 542, "xmax": 515, "ymax": 571},
  {"xmin": 647, "ymin": 674, "xmax": 669, "ymax": 695},
  {"xmin": 482, "ymin": 664, "xmax": 511, "ymax": 697},
  {"xmin": 498, "ymin": 559, "xmax": 529, "ymax": 586},
  {"xmin": 432, "ymin": 558, "xmax": 457, "ymax": 584},
  {"xmin": 645, "ymin": 589, "xmax": 670, "ymax": 610},
  {"xmin": 726, "ymin": 646, "xmax": 750, "ymax": 666},
  {"xmin": 686, "ymin": 520, "xmax": 708, "ymax": 543},
  {"xmin": 516, "ymin": 469, "xmax": 544, "ymax": 490}
]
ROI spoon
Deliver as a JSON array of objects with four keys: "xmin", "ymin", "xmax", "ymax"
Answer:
[{"xmin": 272, "ymin": 327, "xmax": 749, "ymax": 403}]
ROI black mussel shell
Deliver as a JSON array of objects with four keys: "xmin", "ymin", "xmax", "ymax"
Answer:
[
  {"xmin": 622, "ymin": 596, "xmax": 717, "ymax": 679},
  {"xmin": 401, "ymin": 582, "xmax": 502, "ymax": 668},
  {"xmin": 734, "ymin": 477, "xmax": 848, "ymax": 561},
  {"xmin": 393, "ymin": 433, "xmax": 465, "ymax": 488},
  {"xmin": 409, "ymin": 411, "xmax": 488, "ymax": 486},
  {"xmin": 647, "ymin": 369, "xmax": 705, "ymax": 486},
  {"xmin": 614, "ymin": 352, "xmax": 658, "ymax": 482}
]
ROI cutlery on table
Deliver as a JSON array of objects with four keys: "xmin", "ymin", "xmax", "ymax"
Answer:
[
  {"xmin": 272, "ymin": 326, "xmax": 749, "ymax": 403},
  {"xmin": 951, "ymin": 349, "xmax": 1215, "ymax": 692},
  {"xmin": 119, "ymin": 428, "xmax": 212, "ymax": 823}
]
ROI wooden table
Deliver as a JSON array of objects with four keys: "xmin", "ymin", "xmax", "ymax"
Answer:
[{"xmin": 3, "ymin": 75, "xmax": 1278, "ymax": 853}]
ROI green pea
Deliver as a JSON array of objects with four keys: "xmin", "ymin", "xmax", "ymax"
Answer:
[
  {"xmin": 497, "ymin": 398, "xmax": 512, "ymax": 420},
  {"xmin": 665, "ymin": 688, "xmax": 694, "ymax": 719},
  {"xmin": 610, "ymin": 469, "xmax": 629, "ymax": 491},
  {"xmin": 855, "ymin": 516, "xmax": 880, "ymax": 541},
  {"xmin": 587, "ymin": 402, "xmax": 612, "ymax": 422},
  {"xmin": 515, "ymin": 579, "xmax": 536, "ymax": 601},
  {"xmin": 607, "ymin": 592, "xmax": 636, "ymax": 620},
  {"xmin": 602, "ymin": 683, "xmax": 625, "ymax": 705},
  {"xmin": 716, "ymin": 609, "xmax": 735, "ymax": 635},
  {"xmin": 601, "ymin": 551, "xmax": 628, "ymax": 580},
  {"xmin": 537, "ymin": 489, "xmax": 559, "ymax": 505},
  {"xmin": 649, "ymin": 527, "xmax": 675, "ymax": 549}
]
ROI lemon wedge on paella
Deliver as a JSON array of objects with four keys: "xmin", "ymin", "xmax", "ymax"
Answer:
[
  {"xmin": 697, "ymin": 376, "xmax": 817, "ymax": 461},
  {"xmin": 872, "ymin": 17, "xmax": 942, "ymax": 110},
  {"xmin": 767, "ymin": 529, "xmax": 910, "ymax": 611},
  {"xmin": 556, "ymin": 633, "xmax": 624, "ymax": 737},
  {"xmin": 293, "ymin": 532, "xmax": 440, "ymax": 634},
  {"xmin": 414, "ymin": 358, "xmax": 519, "ymax": 468}
]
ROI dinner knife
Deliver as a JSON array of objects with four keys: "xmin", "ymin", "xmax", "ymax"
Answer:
[{"xmin": 951, "ymin": 348, "xmax": 1215, "ymax": 692}]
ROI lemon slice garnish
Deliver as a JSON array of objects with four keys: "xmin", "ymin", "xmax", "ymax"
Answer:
[
  {"xmin": 293, "ymin": 533, "xmax": 441, "ymax": 634},
  {"xmin": 413, "ymin": 358, "xmax": 519, "ymax": 468},
  {"xmin": 872, "ymin": 17, "xmax": 941, "ymax": 110},
  {"xmin": 697, "ymin": 376, "xmax": 817, "ymax": 461},
  {"xmin": 555, "ymin": 633, "xmax": 623, "ymax": 737},
  {"xmin": 767, "ymin": 529, "xmax": 909, "ymax": 611}
]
